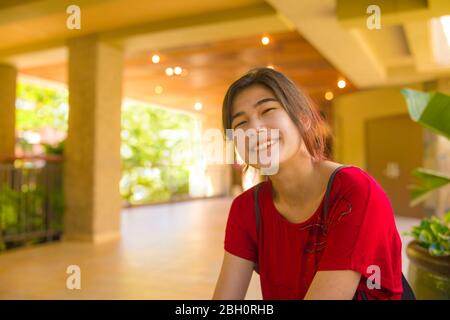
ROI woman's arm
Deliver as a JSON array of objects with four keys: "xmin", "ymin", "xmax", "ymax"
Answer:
[
  {"xmin": 304, "ymin": 270, "xmax": 361, "ymax": 300},
  {"xmin": 212, "ymin": 251, "xmax": 255, "ymax": 300}
]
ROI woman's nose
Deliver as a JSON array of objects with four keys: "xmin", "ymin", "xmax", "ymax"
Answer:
[{"xmin": 247, "ymin": 116, "xmax": 266, "ymax": 132}]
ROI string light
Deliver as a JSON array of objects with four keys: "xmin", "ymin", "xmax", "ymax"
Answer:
[
  {"xmin": 165, "ymin": 67, "xmax": 174, "ymax": 76},
  {"xmin": 337, "ymin": 79, "xmax": 346, "ymax": 89},
  {"xmin": 194, "ymin": 102, "xmax": 203, "ymax": 111},
  {"xmin": 151, "ymin": 54, "xmax": 160, "ymax": 64},
  {"xmin": 261, "ymin": 36, "xmax": 270, "ymax": 45},
  {"xmin": 174, "ymin": 66, "xmax": 182, "ymax": 75},
  {"xmin": 154, "ymin": 85, "xmax": 163, "ymax": 94},
  {"xmin": 325, "ymin": 91, "xmax": 334, "ymax": 101}
]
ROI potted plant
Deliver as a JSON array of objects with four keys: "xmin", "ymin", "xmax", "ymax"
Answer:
[{"xmin": 401, "ymin": 88, "xmax": 450, "ymax": 300}]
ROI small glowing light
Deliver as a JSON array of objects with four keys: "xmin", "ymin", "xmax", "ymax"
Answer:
[
  {"xmin": 325, "ymin": 91, "xmax": 334, "ymax": 101},
  {"xmin": 165, "ymin": 67, "xmax": 174, "ymax": 76},
  {"xmin": 261, "ymin": 36, "xmax": 270, "ymax": 45},
  {"xmin": 267, "ymin": 64, "xmax": 275, "ymax": 69},
  {"xmin": 194, "ymin": 102, "xmax": 203, "ymax": 111},
  {"xmin": 151, "ymin": 54, "xmax": 160, "ymax": 64},
  {"xmin": 337, "ymin": 79, "xmax": 346, "ymax": 89},
  {"xmin": 154, "ymin": 85, "xmax": 163, "ymax": 94},
  {"xmin": 174, "ymin": 66, "xmax": 182, "ymax": 75}
]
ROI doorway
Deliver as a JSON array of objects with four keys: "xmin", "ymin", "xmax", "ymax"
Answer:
[{"xmin": 365, "ymin": 114, "xmax": 424, "ymax": 218}]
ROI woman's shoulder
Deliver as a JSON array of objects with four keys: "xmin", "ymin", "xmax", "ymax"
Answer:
[
  {"xmin": 335, "ymin": 164, "xmax": 368, "ymax": 180},
  {"xmin": 324, "ymin": 165, "xmax": 393, "ymax": 218},
  {"xmin": 332, "ymin": 165, "xmax": 393, "ymax": 212},
  {"xmin": 334, "ymin": 165, "xmax": 382, "ymax": 193},
  {"xmin": 231, "ymin": 180, "xmax": 270, "ymax": 207},
  {"xmin": 324, "ymin": 165, "xmax": 398, "ymax": 236}
]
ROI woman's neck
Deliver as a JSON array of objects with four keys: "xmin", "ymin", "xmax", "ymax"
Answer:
[{"xmin": 268, "ymin": 150, "xmax": 325, "ymax": 207}]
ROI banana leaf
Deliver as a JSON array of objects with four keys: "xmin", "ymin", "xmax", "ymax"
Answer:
[
  {"xmin": 409, "ymin": 168, "xmax": 450, "ymax": 206},
  {"xmin": 400, "ymin": 88, "xmax": 450, "ymax": 140}
]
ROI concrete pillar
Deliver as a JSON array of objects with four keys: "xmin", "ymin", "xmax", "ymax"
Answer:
[
  {"xmin": 201, "ymin": 112, "xmax": 232, "ymax": 197},
  {"xmin": 0, "ymin": 64, "xmax": 17, "ymax": 158},
  {"xmin": 64, "ymin": 35, "xmax": 124, "ymax": 242}
]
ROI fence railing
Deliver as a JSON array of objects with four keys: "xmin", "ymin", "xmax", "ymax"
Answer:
[{"xmin": 0, "ymin": 156, "xmax": 64, "ymax": 250}]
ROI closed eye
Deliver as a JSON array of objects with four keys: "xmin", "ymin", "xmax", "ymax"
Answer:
[
  {"xmin": 262, "ymin": 108, "xmax": 276, "ymax": 114},
  {"xmin": 233, "ymin": 121, "xmax": 247, "ymax": 129}
]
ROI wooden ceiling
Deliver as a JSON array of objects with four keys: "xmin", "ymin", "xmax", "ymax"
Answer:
[
  {"xmin": 20, "ymin": 30, "xmax": 356, "ymax": 115},
  {"xmin": 0, "ymin": 0, "xmax": 263, "ymax": 52}
]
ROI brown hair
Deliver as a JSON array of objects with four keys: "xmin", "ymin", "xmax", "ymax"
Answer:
[{"xmin": 222, "ymin": 67, "xmax": 331, "ymax": 164}]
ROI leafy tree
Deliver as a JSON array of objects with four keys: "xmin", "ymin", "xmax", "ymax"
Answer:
[
  {"xmin": 16, "ymin": 82, "xmax": 68, "ymax": 132},
  {"xmin": 15, "ymin": 81, "xmax": 200, "ymax": 205},
  {"xmin": 120, "ymin": 101, "xmax": 200, "ymax": 204}
]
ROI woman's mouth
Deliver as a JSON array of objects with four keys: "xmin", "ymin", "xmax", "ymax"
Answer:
[{"xmin": 253, "ymin": 138, "xmax": 280, "ymax": 152}]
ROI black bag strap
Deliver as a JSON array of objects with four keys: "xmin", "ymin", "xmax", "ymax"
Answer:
[
  {"xmin": 254, "ymin": 182, "xmax": 262, "ymax": 239},
  {"xmin": 322, "ymin": 166, "xmax": 347, "ymax": 222},
  {"xmin": 253, "ymin": 183, "xmax": 263, "ymax": 274},
  {"xmin": 252, "ymin": 166, "xmax": 416, "ymax": 300}
]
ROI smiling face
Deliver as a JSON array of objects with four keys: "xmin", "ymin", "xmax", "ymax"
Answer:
[
  {"xmin": 223, "ymin": 68, "xmax": 331, "ymax": 170},
  {"xmin": 230, "ymin": 84, "xmax": 304, "ymax": 169}
]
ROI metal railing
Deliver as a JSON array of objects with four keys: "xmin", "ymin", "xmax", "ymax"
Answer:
[{"xmin": 0, "ymin": 156, "xmax": 64, "ymax": 250}]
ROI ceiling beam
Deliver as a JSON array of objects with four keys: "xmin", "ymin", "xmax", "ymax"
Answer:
[
  {"xmin": 336, "ymin": 0, "xmax": 450, "ymax": 29},
  {"xmin": 0, "ymin": 0, "xmax": 112, "ymax": 27},
  {"xmin": 404, "ymin": 19, "xmax": 450, "ymax": 74},
  {"xmin": 0, "ymin": 3, "xmax": 293, "ymax": 68},
  {"xmin": 267, "ymin": 0, "xmax": 450, "ymax": 88},
  {"xmin": 267, "ymin": 0, "xmax": 387, "ymax": 88},
  {"xmin": 101, "ymin": 3, "xmax": 294, "ymax": 55}
]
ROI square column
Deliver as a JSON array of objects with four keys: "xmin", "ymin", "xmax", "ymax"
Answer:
[
  {"xmin": 0, "ymin": 64, "xmax": 17, "ymax": 158},
  {"xmin": 64, "ymin": 35, "xmax": 124, "ymax": 242}
]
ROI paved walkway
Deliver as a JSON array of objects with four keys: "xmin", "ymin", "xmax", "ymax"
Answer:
[{"xmin": 0, "ymin": 197, "xmax": 418, "ymax": 299}]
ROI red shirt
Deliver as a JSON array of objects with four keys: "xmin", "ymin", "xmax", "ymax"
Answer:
[{"xmin": 224, "ymin": 166, "xmax": 403, "ymax": 299}]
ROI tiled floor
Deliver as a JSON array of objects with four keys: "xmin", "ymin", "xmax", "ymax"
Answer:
[{"xmin": 0, "ymin": 197, "xmax": 419, "ymax": 299}]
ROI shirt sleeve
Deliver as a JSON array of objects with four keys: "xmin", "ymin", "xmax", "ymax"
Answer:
[
  {"xmin": 317, "ymin": 169, "xmax": 403, "ymax": 295},
  {"xmin": 224, "ymin": 195, "xmax": 258, "ymax": 263}
]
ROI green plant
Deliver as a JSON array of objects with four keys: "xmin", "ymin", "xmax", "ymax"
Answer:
[
  {"xmin": 0, "ymin": 183, "xmax": 19, "ymax": 232},
  {"xmin": 404, "ymin": 211, "xmax": 450, "ymax": 256},
  {"xmin": 401, "ymin": 88, "xmax": 450, "ymax": 257},
  {"xmin": 0, "ymin": 170, "xmax": 65, "ymax": 251},
  {"xmin": 0, "ymin": 184, "xmax": 46, "ymax": 233},
  {"xmin": 42, "ymin": 140, "xmax": 65, "ymax": 156},
  {"xmin": 401, "ymin": 89, "xmax": 450, "ymax": 205}
]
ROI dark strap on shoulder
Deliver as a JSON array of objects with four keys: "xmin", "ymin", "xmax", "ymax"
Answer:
[
  {"xmin": 322, "ymin": 165, "xmax": 347, "ymax": 222},
  {"xmin": 253, "ymin": 182, "xmax": 264, "ymax": 274},
  {"xmin": 254, "ymin": 182, "xmax": 263, "ymax": 239}
]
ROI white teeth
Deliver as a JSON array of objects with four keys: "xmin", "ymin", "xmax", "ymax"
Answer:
[{"xmin": 256, "ymin": 139, "xmax": 278, "ymax": 151}]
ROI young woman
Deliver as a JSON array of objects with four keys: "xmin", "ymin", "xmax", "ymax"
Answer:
[{"xmin": 212, "ymin": 67, "xmax": 403, "ymax": 300}]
